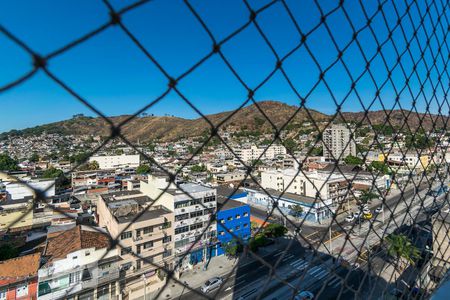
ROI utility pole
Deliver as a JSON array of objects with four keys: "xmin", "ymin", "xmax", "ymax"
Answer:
[{"xmin": 329, "ymin": 226, "xmax": 333, "ymax": 254}]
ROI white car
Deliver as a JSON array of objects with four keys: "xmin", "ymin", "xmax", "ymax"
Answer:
[
  {"xmin": 354, "ymin": 211, "xmax": 362, "ymax": 219},
  {"xmin": 345, "ymin": 214, "xmax": 355, "ymax": 222},
  {"xmin": 375, "ymin": 206, "xmax": 383, "ymax": 214},
  {"xmin": 363, "ymin": 208, "xmax": 371, "ymax": 214},
  {"xmin": 201, "ymin": 277, "xmax": 223, "ymax": 293},
  {"xmin": 295, "ymin": 291, "xmax": 314, "ymax": 300}
]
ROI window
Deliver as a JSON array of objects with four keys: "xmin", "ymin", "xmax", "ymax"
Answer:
[
  {"xmin": 174, "ymin": 200, "xmax": 190, "ymax": 209},
  {"xmin": 143, "ymin": 226, "xmax": 153, "ymax": 234},
  {"xmin": 243, "ymin": 223, "xmax": 249, "ymax": 228},
  {"xmin": 69, "ymin": 271, "xmax": 80, "ymax": 284},
  {"xmin": 85, "ymin": 250, "xmax": 90, "ymax": 256},
  {"xmin": 163, "ymin": 236, "xmax": 172, "ymax": 243},
  {"xmin": 227, "ymin": 216, "xmax": 233, "ymax": 221},
  {"xmin": 235, "ymin": 225, "xmax": 240, "ymax": 230},
  {"xmin": 204, "ymin": 196, "xmax": 216, "ymax": 203},
  {"xmin": 235, "ymin": 214, "xmax": 241, "ymax": 219},
  {"xmin": 136, "ymin": 260, "xmax": 141, "ymax": 270},
  {"xmin": 219, "ymin": 231, "xmax": 225, "ymax": 236},
  {"xmin": 218, "ymin": 219, "xmax": 225, "ymax": 224},
  {"xmin": 16, "ymin": 284, "xmax": 28, "ymax": 298},
  {"xmin": 121, "ymin": 247, "xmax": 132, "ymax": 255},
  {"xmin": 190, "ymin": 198, "xmax": 202, "ymax": 205},
  {"xmin": 175, "ymin": 226, "xmax": 189, "ymax": 235},
  {"xmin": 190, "ymin": 211, "xmax": 203, "ymax": 218},
  {"xmin": 163, "ymin": 249, "xmax": 172, "ymax": 258},
  {"xmin": 190, "ymin": 223, "xmax": 203, "ymax": 231},
  {"xmin": 175, "ymin": 213, "xmax": 189, "ymax": 221},
  {"xmin": 243, "ymin": 212, "xmax": 249, "ymax": 217},
  {"xmin": 120, "ymin": 231, "xmax": 132, "ymax": 240},
  {"xmin": 143, "ymin": 241, "xmax": 153, "ymax": 249}
]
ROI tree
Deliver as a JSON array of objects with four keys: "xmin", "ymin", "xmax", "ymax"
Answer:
[
  {"xmin": 310, "ymin": 147, "xmax": 323, "ymax": 156},
  {"xmin": 249, "ymin": 233, "xmax": 268, "ymax": 252},
  {"xmin": 190, "ymin": 164, "xmax": 206, "ymax": 173},
  {"xmin": 136, "ymin": 164, "xmax": 151, "ymax": 174},
  {"xmin": 368, "ymin": 161, "xmax": 390, "ymax": 175},
  {"xmin": 359, "ymin": 190, "xmax": 378, "ymax": 205},
  {"xmin": 290, "ymin": 205, "xmax": 304, "ymax": 219},
  {"xmin": 42, "ymin": 167, "xmax": 63, "ymax": 179},
  {"xmin": 386, "ymin": 233, "xmax": 420, "ymax": 271},
  {"xmin": 29, "ymin": 152, "xmax": 40, "ymax": 163},
  {"xmin": 70, "ymin": 152, "xmax": 90, "ymax": 164},
  {"xmin": 223, "ymin": 239, "xmax": 243, "ymax": 258},
  {"xmin": 0, "ymin": 154, "xmax": 19, "ymax": 171},
  {"xmin": 79, "ymin": 160, "xmax": 99, "ymax": 171},
  {"xmin": 344, "ymin": 155, "xmax": 363, "ymax": 166},
  {"xmin": 263, "ymin": 223, "xmax": 287, "ymax": 238},
  {"xmin": 283, "ymin": 138, "xmax": 298, "ymax": 153}
]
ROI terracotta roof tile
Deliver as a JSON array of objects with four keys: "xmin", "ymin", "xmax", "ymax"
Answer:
[
  {"xmin": 45, "ymin": 226, "xmax": 110, "ymax": 263},
  {"xmin": 0, "ymin": 252, "xmax": 41, "ymax": 282}
]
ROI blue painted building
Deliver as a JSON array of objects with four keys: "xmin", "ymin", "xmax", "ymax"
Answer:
[{"xmin": 216, "ymin": 199, "xmax": 251, "ymax": 256}]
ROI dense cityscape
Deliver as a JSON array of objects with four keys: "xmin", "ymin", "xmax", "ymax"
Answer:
[
  {"xmin": 2, "ymin": 1, "xmax": 450, "ymax": 300},
  {"xmin": 0, "ymin": 105, "xmax": 449, "ymax": 299}
]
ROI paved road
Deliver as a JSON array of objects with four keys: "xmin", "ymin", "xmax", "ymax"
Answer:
[{"xmin": 179, "ymin": 239, "xmax": 306, "ymax": 300}]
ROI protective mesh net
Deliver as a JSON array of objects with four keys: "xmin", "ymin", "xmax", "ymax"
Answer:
[{"xmin": 1, "ymin": 0, "xmax": 450, "ymax": 299}]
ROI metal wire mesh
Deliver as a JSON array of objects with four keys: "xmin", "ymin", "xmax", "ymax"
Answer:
[{"xmin": 1, "ymin": 0, "xmax": 450, "ymax": 299}]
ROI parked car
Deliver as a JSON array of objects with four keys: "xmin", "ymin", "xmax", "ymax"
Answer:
[
  {"xmin": 363, "ymin": 212, "xmax": 373, "ymax": 220},
  {"xmin": 201, "ymin": 277, "xmax": 223, "ymax": 293},
  {"xmin": 345, "ymin": 214, "xmax": 355, "ymax": 222},
  {"xmin": 363, "ymin": 208, "xmax": 371, "ymax": 214},
  {"xmin": 375, "ymin": 206, "xmax": 383, "ymax": 214},
  {"xmin": 294, "ymin": 291, "xmax": 314, "ymax": 300}
]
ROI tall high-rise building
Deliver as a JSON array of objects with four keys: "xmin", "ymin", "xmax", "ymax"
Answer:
[{"xmin": 322, "ymin": 124, "xmax": 356, "ymax": 160}]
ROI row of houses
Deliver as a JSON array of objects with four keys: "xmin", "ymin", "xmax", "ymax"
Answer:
[{"xmin": 0, "ymin": 175, "xmax": 251, "ymax": 300}]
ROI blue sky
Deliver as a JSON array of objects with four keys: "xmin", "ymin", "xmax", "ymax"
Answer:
[{"xmin": 1, "ymin": 0, "xmax": 448, "ymax": 132}]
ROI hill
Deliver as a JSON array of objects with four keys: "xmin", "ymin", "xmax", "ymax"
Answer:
[{"xmin": 0, "ymin": 101, "xmax": 447, "ymax": 142}]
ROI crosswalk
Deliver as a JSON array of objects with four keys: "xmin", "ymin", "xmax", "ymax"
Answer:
[
  {"xmin": 289, "ymin": 258, "xmax": 309, "ymax": 271},
  {"xmin": 306, "ymin": 265, "xmax": 342, "ymax": 288},
  {"xmin": 287, "ymin": 258, "xmax": 343, "ymax": 290}
]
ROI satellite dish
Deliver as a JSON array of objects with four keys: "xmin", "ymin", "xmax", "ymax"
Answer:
[{"xmin": 229, "ymin": 183, "xmax": 234, "ymax": 188}]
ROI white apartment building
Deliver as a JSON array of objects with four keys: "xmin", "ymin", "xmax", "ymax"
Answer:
[
  {"xmin": 234, "ymin": 144, "xmax": 287, "ymax": 162},
  {"xmin": 387, "ymin": 152, "xmax": 429, "ymax": 173},
  {"xmin": 140, "ymin": 175, "xmax": 217, "ymax": 268},
  {"xmin": 37, "ymin": 226, "xmax": 120, "ymax": 300},
  {"xmin": 322, "ymin": 124, "xmax": 357, "ymax": 161},
  {"xmin": 261, "ymin": 169, "xmax": 348, "ymax": 205},
  {"xmin": 3, "ymin": 178, "xmax": 55, "ymax": 200},
  {"xmin": 89, "ymin": 154, "xmax": 140, "ymax": 169}
]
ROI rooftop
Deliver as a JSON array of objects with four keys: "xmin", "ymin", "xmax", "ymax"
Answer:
[
  {"xmin": 44, "ymin": 225, "xmax": 110, "ymax": 263},
  {"xmin": 0, "ymin": 252, "xmax": 41, "ymax": 283},
  {"xmin": 167, "ymin": 182, "xmax": 215, "ymax": 195}
]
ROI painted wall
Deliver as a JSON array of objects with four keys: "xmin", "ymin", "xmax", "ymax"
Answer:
[{"xmin": 216, "ymin": 205, "xmax": 251, "ymax": 256}]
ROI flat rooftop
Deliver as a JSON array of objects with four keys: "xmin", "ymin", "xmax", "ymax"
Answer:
[
  {"xmin": 167, "ymin": 182, "xmax": 215, "ymax": 195},
  {"xmin": 116, "ymin": 207, "xmax": 171, "ymax": 224}
]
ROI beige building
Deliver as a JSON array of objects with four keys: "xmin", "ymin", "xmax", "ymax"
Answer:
[
  {"xmin": 140, "ymin": 175, "xmax": 217, "ymax": 269},
  {"xmin": 322, "ymin": 124, "xmax": 356, "ymax": 161},
  {"xmin": 97, "ymin": 190, "xmax": 174, "ymax": 294},
  {"xmin": 261, "ymin": 169, "xmax": 348, "ymax": 205}
]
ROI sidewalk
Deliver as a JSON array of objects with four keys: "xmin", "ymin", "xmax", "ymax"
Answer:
[{"xmin": 145, "ymin": 239, "xmax": 290, "ymax": 300}]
